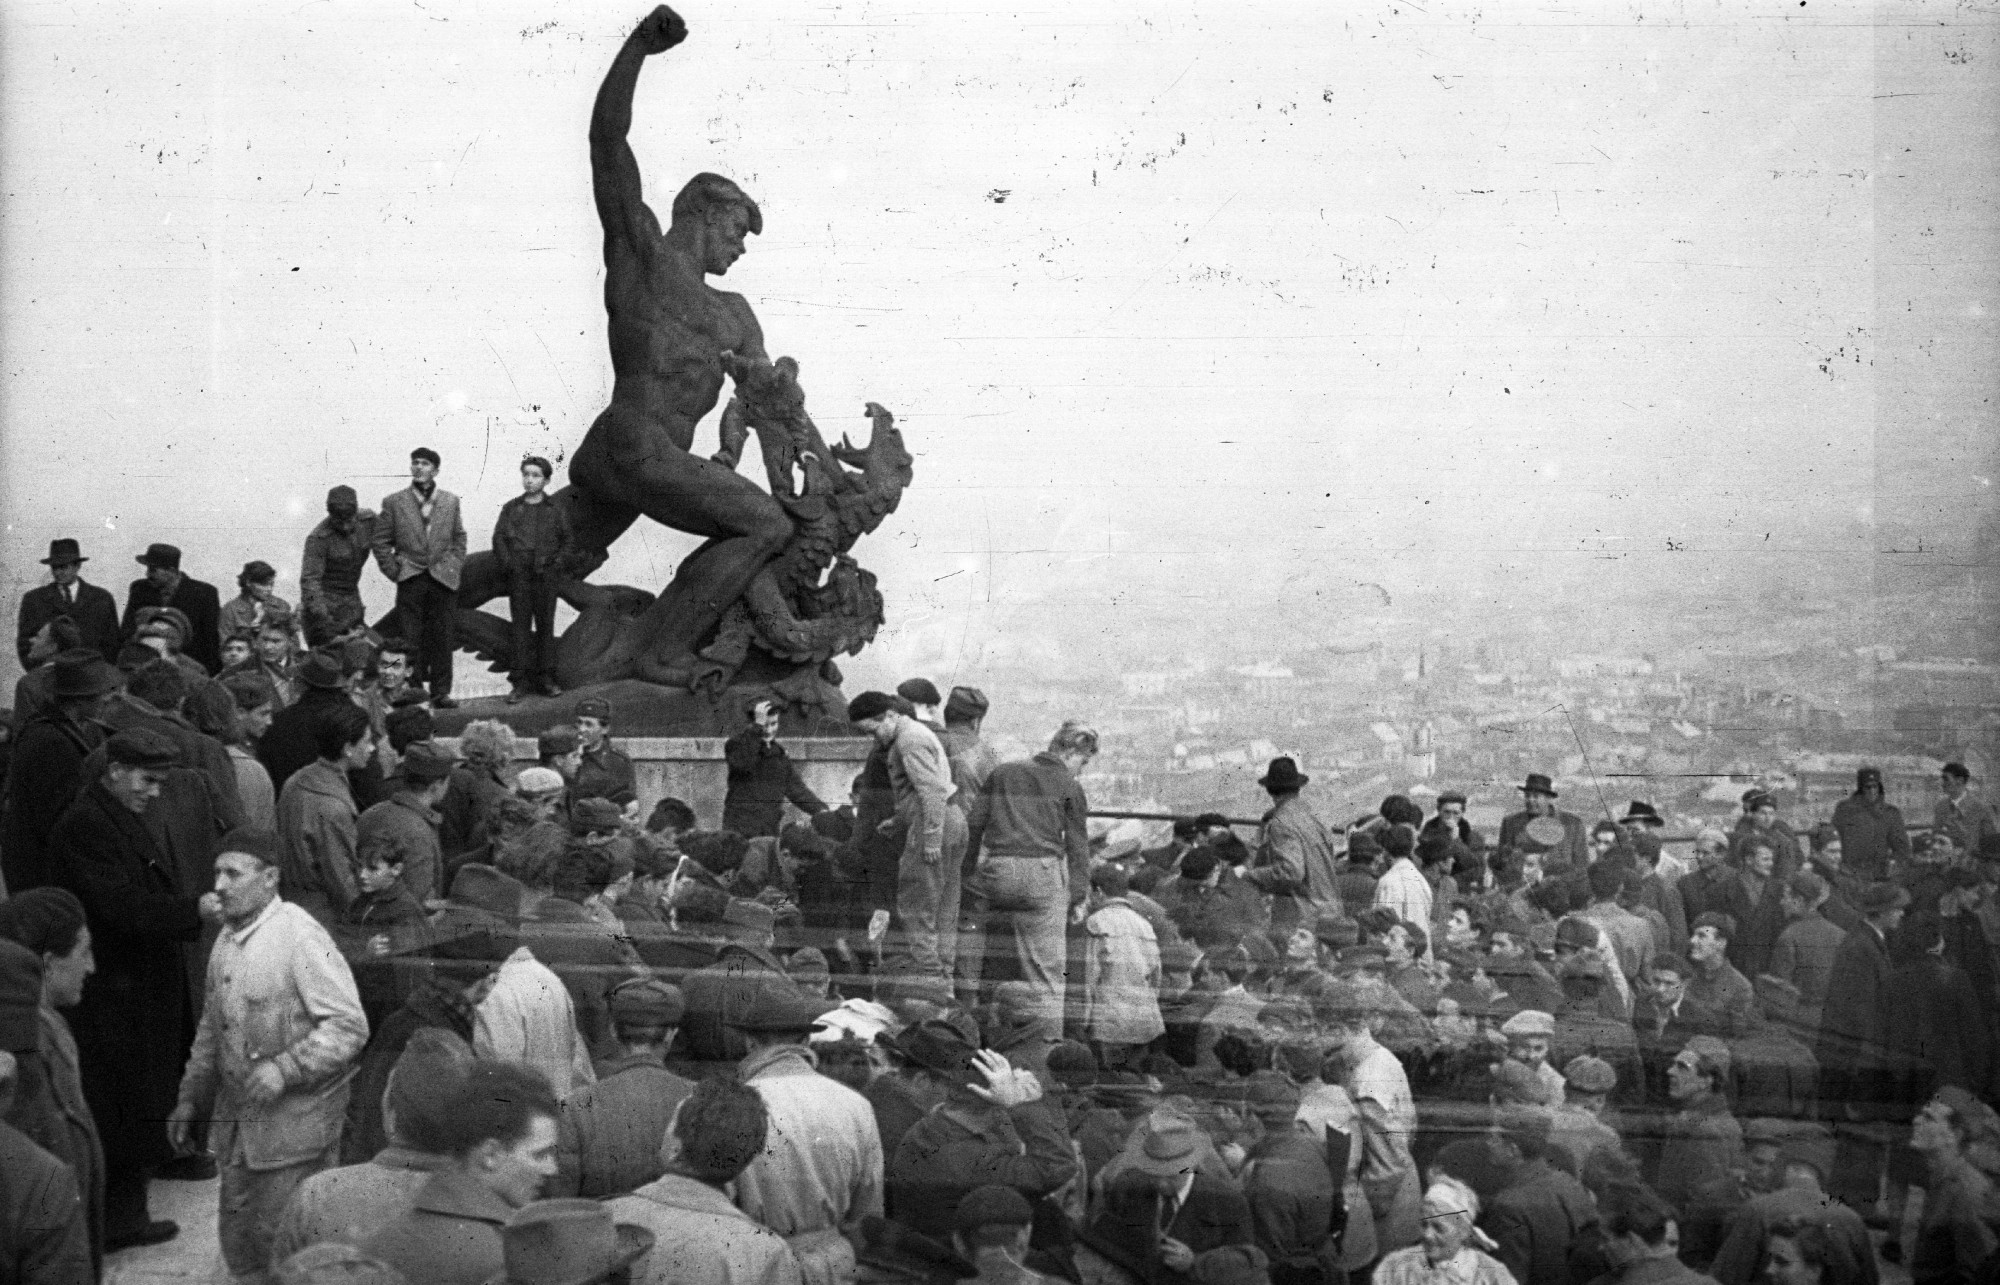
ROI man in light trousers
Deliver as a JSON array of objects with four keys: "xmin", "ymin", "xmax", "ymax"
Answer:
[{"xmin": 849, "ymin": 692, "xmax": 967, "ymax": 982}]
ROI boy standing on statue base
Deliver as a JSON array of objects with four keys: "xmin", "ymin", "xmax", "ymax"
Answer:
[{"xmin": 493, "ymin": 456, "xmax": 574, "ymax": 703}]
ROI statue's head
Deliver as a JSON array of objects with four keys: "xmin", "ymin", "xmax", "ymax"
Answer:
[{"xmin": 670, "ymin": 172, "xmax": 762, "ymax": 276}]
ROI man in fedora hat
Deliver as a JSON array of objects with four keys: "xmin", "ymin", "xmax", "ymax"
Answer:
[
  {"xmin": 1498, "ymin": 774, "xmax": 1586, "ymax": 871},
  {"xmin": 372, "ymin": 447, "xmax": 468, "ymax": 708},
  {"xmin": 1087, "ymin": 1107, "xmax": 1254, "ymax": 1284},
  {"xmin": 2, "ymin": 651, "xmax": 119, "ymax": 893},
  {"xmin": 121, "ymin": 543, "xmax": 223, "ymax": 675},
  {"xmin": 17, "ymin": 538, "xmax": 121, "ymax": 668},
  {"xmin": 490, "ymin": 1199, "xmax": 653, "ymax": 1285},
  {"xmin": 1243, "ymin": 756, "xmax": 1342, "ymax": 935},
  {"xmin": 300, "ymin": 486, "xmax": 378, "ymax": 648},
  {"xmin": 259, "ymin": 651, "xmax": 360, "ymax": 794},
  {"xmin": 608, "ymin": 1077, "xmax": 796, "ymax": 1285}
]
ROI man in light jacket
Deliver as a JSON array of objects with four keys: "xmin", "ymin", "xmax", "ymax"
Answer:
[
  {"xmin": 848, "ymin": 692, "xmax": 966, "ymax": 983},
  {"xmin": 170, "ymin": 829, "xmax": 368, "ymax": 1281},
  {"xmin": 372, "ymin": 447, "xmax": 468, "ymax": 708},
  {"xmin": 1245, "ymin": 756, "xmax": 1343, "ymax": 935}
]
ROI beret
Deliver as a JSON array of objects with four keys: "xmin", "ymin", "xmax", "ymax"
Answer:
[
  {"xmin": 895, "ymin": 678, "xmax": 942, "ymax": 707},
  {"xmin": 569, "ymin": 797, "xmax": 625, "ymax": 835},
  {"xmin": 217, "ymin": 828, "xmax": 283, "ymax": 867},
  {"xmin": 106, "ymin": 727, "xmax": 179, "ymax": 769},
  {"xmin": 944, "ymin": 686, "xmax": 989, "ymax": 721},
  {"xmin": 537, "ymin": 726, "xmax": 580, "ymax": 756},
  {"xmin": 1562, "ymin": 1056, "xmax": 1617, "ymax": 1094},
  {"xmin": 846, "ymin": 691, "xmax": 896, "ymax": 723},
  {"xmin": 610, "ymin": 979, "xmax": 685, "ymax": 1027},
  {"xmin": 954, "ymin": 1185, "xmax": 1035, "ymax": 1231},
  {"xmin": 326, "ymin": 484, "xmax": 359, "ymax": 509}
]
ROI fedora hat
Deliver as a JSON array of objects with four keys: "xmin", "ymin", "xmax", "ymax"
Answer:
[
  {"xmin": 1518, "ymin": 773, "xmax": 1558, "ymax": 798},
  {"xmin": 486, "ymin": 1200, "xmax": 652, "ymax": 1285},
  {"xmin": 1257, "ymin": 757, "xmax": 1309, "ymax": 792},
  {"xmin": 295, "ymin": 652, "xmax": 346, "ymax": 691},
  {"xmin": 40, "ymin": 538, "xmax": 87, "ymax": 567},
  {"xmin": 1856, "ymin": 881, "xmax": 1912, "ymax": 915},
  {"xmin": 1620, "ymin": 801, "xmax": 1663, "ymax": 827},
  {"xmin": 1125, "ymin": 1110, "xmax": 1207, "ymax": 1180},
  {"xmin": 135, "ymin": 543, "xmax": 182, "ymax": 571},
  {"xmin": 890, "ymin": 1018, "xmax": 981, "ymax": 1085},
  {"xmin": 51, "ymin": 651, "xmax": 121, "ymax": 700}
]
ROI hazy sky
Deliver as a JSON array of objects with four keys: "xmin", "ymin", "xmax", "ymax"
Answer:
[{"xmin": 3, "ymin": 0, "xmax": 1994, "ymax": 693}]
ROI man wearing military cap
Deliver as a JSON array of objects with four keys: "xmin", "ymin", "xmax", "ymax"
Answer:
[
  {"xmin": 300, "ymin": 486, "xmax": 379, "ymax": 647},
  {"xmin": 357, "ymin": 742, "xmax": 458, "ymax": 904},
  {"xmin": 121, "ymin": 543, "xmax": 223, "ymax": 675},
  {"xmin": 51, "ymin": 727, "xmax": 215, "ymax": 1249},
  {"xmin": 571, "ymin": 698, "xmax": 637, "ymax": 804},
  {"xmin": 552, "ymin": 979, "xmax": 693, "ymax": 1199},
  {"xmin": 18, "ymin": 537, "xmax": 122, "ymax": 667}
]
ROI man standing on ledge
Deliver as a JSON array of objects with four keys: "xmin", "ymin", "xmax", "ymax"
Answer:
[
  {"xmin": 1499, "ymin": 773, "xmax": 1587, "ymax": 871},
  {"xmin": 373, "ymin": 448, "xmax": 466, "ymax": 709},
  {"xmin": 848, "ymin": 692, "xmax": 964, "ymax": 982},
  {"xmin": 122, "ymin": 544, "xmax": 222, "ymax": 675},
  {"xmin": 723, "ymin": 698, "xmax": 826, "ymax": 838},
  {"xmin": 18, "ymin": 538, "xmax": 121, "ymax": 667},
  {"xmin": 573, "ymin": 698, "xmax": 638, "ymax": 806},
  {"xmin": 300, "ymin": 487, "xmax": 377, "ymax": 647},
  {"xmin": 1244, "ymin": 756, "xmax": 1342, "ymax": 935},
  {"xmin": 170, "ymin": 829, "xmax": 368, "ymax": 1282}
]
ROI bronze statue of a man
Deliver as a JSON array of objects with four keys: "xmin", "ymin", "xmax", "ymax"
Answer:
[{"xmin": 565, "ymin": 5, "xmax": 794, "ymax": 673}]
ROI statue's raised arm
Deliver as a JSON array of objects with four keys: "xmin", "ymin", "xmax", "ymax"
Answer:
[{"xmin": 590, "ymin": 6, "xmax": 686, "ymax": 265}]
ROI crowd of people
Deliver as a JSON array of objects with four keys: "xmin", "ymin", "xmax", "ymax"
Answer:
[{"xmin": 4, "ymin": 522, "xmax": 2000, "ymax": 1285}]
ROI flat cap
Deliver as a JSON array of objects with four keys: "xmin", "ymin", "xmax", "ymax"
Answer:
[
  {"xmin": 727, "ymin": 982, "xmax": 834, "ymax": 1033},
  {"xmin": 569, "ymin": 797, "xmax": 625, "ymax": 835},
  {"xmin": 325, "ymin": 485, "xmax": 359, "ymax": 510},
  {"xmin": 1561, "ymin": 1056, "xmax": 1617, "ymax": 1094},
  {"xmin": 1500, "ymin": 1009, "xmax": 1556, "ymax": 1038},
  {"xmin": 105, "ymin": 727, "xmax": 179, "ymax": 769},
  {"xmin": 954, "ymin": 1185, "xmax": 1035, "ymax": 1232},
  {"xmin": 610, "ymin": 979, "xmax": 685, "ymax": 1027},
  {"xmin": 723, "ymin": 898, "xmax": 776, "ymax": 935},
  {"xmin": 217, "ymin": 828, "xmax": 283, "ymax": 868},
  {"xmin": 537, "ymin": 726, "xmax": 580, "ymax": 756},
  {"xmin": 1857, "ymin": 881, "xmax": 1912, "ymax": 915},
  {"xmin": 397, "ymin": 742, "xmax": 459, "ymax": 784},
  {"xmin": 515, "ymin": 766, "xmax": 567, "ymax": 796},
  {"xmin": 944, "ymin": 686, "xmax": 989, "ymax": 722}
]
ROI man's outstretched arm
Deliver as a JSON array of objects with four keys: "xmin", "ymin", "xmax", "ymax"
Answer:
[{"xmin": 591, "ymin": 6, "xmax": 685, "ymax": 256}]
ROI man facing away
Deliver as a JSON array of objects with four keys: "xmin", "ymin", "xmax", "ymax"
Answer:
[
  {"xmin": 17, "ymin": 537, "xmax": 120, "ymax": 667},
  {"xmin": 170, "ymin": 829, "xmax": 368, "ymax": 1282},
  {"xmin": 551, "ymin": 979, "xmax": 694, "ymax": 1200},
  {"xmin": 1244, "ymin": 756, "xmax": 1343, "ymax": 936},
  {"xmin": 848, "ymin": 691, "xmax": 967, "ymax": 983},
  {"xmin": 372, "ymin": 447, "xmax": 467, "ymax": 708}
]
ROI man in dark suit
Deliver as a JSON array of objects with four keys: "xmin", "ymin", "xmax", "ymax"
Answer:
[
  {"xmin": 1497, "ymin": 774, "xmax": 1587, "ymax": 871},
  {"xmin": 1086, "ymin": 1111, "xmax": 1254, "ymax": 1285},
  {"xmin": 17, "ymin": 538, "xmax": 121, "ymax": 667},
  {"xmin": 371, "ymin": 447, "xmax": 468, "ymax": 708},
  {"xmin": 121, "ymin": 543, "xmax": 223, "ymax": 674},
  {"xmin": 1813, "ymin": 880, "xmax": 1908, "ymax": 1215}
]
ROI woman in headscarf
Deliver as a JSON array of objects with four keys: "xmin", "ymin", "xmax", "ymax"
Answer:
[{"xmin": 1372, "ymin": 1177, "xmax": 1515, "ymax": 1285}]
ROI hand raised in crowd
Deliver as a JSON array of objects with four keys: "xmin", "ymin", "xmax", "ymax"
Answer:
[{"xmin": 967, "ymin": 1049, "xmax": 1042, "ymax": 1108}]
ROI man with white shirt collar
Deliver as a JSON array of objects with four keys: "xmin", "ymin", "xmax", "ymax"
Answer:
[
  {"xmin": 169, "ymin": 828, "xmax": 369, "ymax": 1282},
  {"xmin": 372, "ymin": 447, "xmax": 468, "ymax": 709}
]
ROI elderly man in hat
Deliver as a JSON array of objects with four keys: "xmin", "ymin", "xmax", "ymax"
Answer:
[
  {"xmin": 371, "ymin": 447, "xmax": 467, "ymax": 707},
  {"xmin": 300, "ymin": 486, "xmax": 378, "ymax": 647},
  {"xmin": 169, "ymin": 827, "xmax": 368, "ymax": 1281},
  {"xmin": 18, "ymin": 537, "xmax": 121, "ymax": 667},
  {"xmin": 962, "ymin": 720, "xmax": 1097, "ymax": 1019},
  {"xmin": 888, "ymin": 1021, "xmax": 1079, "ymax": 1245},
  {"xmin": 363, "ymin": 1061, "xmax": 564, "ymax": 1285},
  {"xmin": 731, "ymin": 985, "xmax": 881, "ymax": 1283},
  {"xmin": 121, "ymin": 542, "xmax": 223, "ymax": 674},
  {"xmin": 1826, "ymin": 768, "xmax": 1908, "ymax": 885},
  {"xmin": 608, "ymin": 1077, "xmax": 801, "ymax": 1285},
  {"xmin": 550, "ymin": 980, "xmax": 693, "ymax": 1199},
  {"xmin": 570, "ymin": 698, "xmax": 637, "ymax": 803},
  {"xmin": 1548, "ymin": 1056, "xmax": 1625, "ymax": 1173},
  {"xmin": 1242, "ymin": 757, "xmax": 1342, "ymax": 936},
  {"xmin": 2, "ymin": 651, "xmax": 120, "ymax": 893},
  {"xmin": 51, "ymin": 727, "xmax": 215, "ymax": 1249},
  {"xmin": 269, "ymin": 1029, "xmax": 475, "ymax": 1262},
  {"xmin": 849, "ymin": 692, "xmax": 969, "ymax": 984},
  {"xmin": 1498, "ymin": 774, "xmax": 1587, "ymax": 871},
  {"xmin": 723, "ymin": 698, "xmax": 827, "ymax": 838},
  {"xmin": 1497, "ymin": 1010, "xmax": 1565, "ymax": 1105},
  {"xmin": 355, "ymin": 742, "xmax": 457, "ymax": 905},
  {"xmin": 1813, "ymin": 879, "xmax": 1908, "ymax": 1213}
]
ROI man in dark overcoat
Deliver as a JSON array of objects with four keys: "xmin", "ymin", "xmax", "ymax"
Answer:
[
  {"xmin": 121, "ymin": 543, "xmax": 223, "ymax": 675},
  {"xmin": 16, "ymin": 538, "xmax": 121, "ymax": 667},
  {"xmin": 1, "ymin": 652, "xmax": 118, "ymax": 893},
  {"xmin": 51, "ymin": 728, "xmax": 212, "ymax": 1249},
  {"xmin": 1812, "ymin": 880, "xmax": 1909, "ymax": 1216}
]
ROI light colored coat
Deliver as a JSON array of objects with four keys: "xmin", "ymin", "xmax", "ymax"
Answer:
[
  {"xmin": 1082, "ymin": 899, "xmax": 1164, "ymax": 1046},
  {"xmin": 1250, "ymin": 795, "xmax": 1345, "ymax": 917},
  {"xmin": 473, "ymin": 946, "xmax": 595, "ymax": 1101},
  {"xmin": 269, "ymin": 1146, "xmax": 449, "ymax": 1265},
  {"xmin": 611, "ymin": 1173, "xmax": 804, "ymax": 1285},
  {"xmin": 372, "ymin": 485, "xmax": 468, "ymax": 590},
  {"xmin": 733, "ymin": 1044, "xmax": 885, "ymax": 1245},
  {"xmin": 277, "ymin": 760, "xmax": 360, "ymax": 926},
  {"xmin": 175, "ymin": 897, "xmax": 369, "ymax": 1170}
]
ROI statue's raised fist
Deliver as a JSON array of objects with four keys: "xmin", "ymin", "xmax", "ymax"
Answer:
[{"xmin": 635, "ymin": 5, "xmax": 687, "ymax": 54}]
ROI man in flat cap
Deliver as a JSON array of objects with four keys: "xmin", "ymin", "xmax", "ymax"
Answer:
[
  {"xmin": 18, "ymin": 537, "xmax": 121, "ymax": 667},
  {"xmin": 50, "ymin": 727, "xmax": 215, "ymax": 1249},
  {"xmin": 372, "ymin": 448, "xmax": 467, "ymax": 708},
  {"xmin": 940, "ymin": 687, "xmax": 1000, "ymax": 808},
  {"xmin": 676, "ymin": 899, "xmax": 800, "ymax": 1064},
  {"xmin": 553, "ymin": 979, "xmax": 694, "ymax": 1199},
  {"xmin": 572, "ymin": 698, "xmax": 637, "ymax": 804},
  {"xmin": 953, "ymin": 1185, "xmax": 1060, "ymax": 1285},
  {"xmin": 357, "ymin": 742, "xmax": 458, "ymax": 905},
  {"xmin": 300, "ymin": 487, "xmax": 378, "ymax": 648},
  {"xmin": 121, "ymin": 543, "xmax": 223, "ymax": 675},
  {"xmin": 849, "ymin": 692, "xmax": 967, "ymax": 985},
  {"xmin": 723, "ymin": 697, "xmax": 826, "ymax": 838},
  {"xmin": 171, "ymin": 828, "xmax": 368, "ymax": 1280},
  {"xmin": 1547, "ymin": 1057, "xmax": 1625, "ymax": 1175}
]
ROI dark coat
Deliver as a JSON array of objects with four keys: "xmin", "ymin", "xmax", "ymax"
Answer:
[
  {"xmin": 121, "ymin": 574, "xmax": 223, "ymax": 674},
  {"xmin": 1815, "ymin": 921, "xmax": 1895, "ymax": 1112},
  {"xmin": 1886, "ymin": 956, "xmax": 1991, "ymax": 1102},
  {"xmin": 17, "ymin": 579, "xmax": 121, "ymax": 667},
  {"xmin": 1242, "ymin": 1130, "xmax": 1336, "ymax": 1271},
  {"xmin": 259, "ymin": 686, "xmax": 378, "ymax": 799},
  {"xmin": 722, "ymin": 728, "xmax": 827, "ymax": 838},
  {"xmin": 1678, "ymin": 865, "xmax": 1749, "ymax": 933},
  {"xmin": 892, "ymin": 1098, "xmax": 1081, "ymax": 1244},
  {"xmin": 573, "ymin": 744, "xmax": 636, "ymax": 805},
  {"xmin": 1, "ymin": 714, "xmax": 105, "ymax": 893},
  {"xmin": 0, "ymin": 1120, "xmax": 92, "ymax": 1285},
  {"xmin": 1829, "ymin": 795, "xmax": 1909, "ymax": 884},
  {"xmin": 340, "ymin": 975, "xmax": 478, "ymax": 1165},
  {"xmin": 551, "ymin": 1053, "xmax": 694, "ymax": 1198},
  {"xmin": 1084, "ymin": 1169, "xmax": 1254, "ymax": 1285},
  {"xmin": 1483, "ymin": 1158, "xmax": 1599, "ymax": 1285},
  {"xmin": 50, "ymin": 780, "xmax": 203, "ymax": 1172},
  {"xmin": 674, "ymin": 943, "xmax": 793, "ymax": 1063}
]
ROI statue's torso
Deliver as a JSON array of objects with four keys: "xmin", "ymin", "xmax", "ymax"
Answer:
[{"xmin": 602, "ymin": 258, "xmax": 759, "ymax": 450}]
